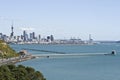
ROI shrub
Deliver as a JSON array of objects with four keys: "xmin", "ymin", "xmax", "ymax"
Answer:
[{"xmin": 0, "ymin": 64, "xmax": 46, "ymax": 80}]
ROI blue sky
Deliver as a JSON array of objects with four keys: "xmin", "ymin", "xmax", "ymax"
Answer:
[{"xmin": 0, "ymin": 0, "xmax": 120, "ymax": 40}]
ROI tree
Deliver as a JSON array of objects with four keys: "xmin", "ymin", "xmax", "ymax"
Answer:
[
  {"xmin": 0, "ymin": 65, "xmax": 15, "ymax": 80},
  {"xmin": 0, "ymin": 64, "xmax": 46, "ymax": 80}
]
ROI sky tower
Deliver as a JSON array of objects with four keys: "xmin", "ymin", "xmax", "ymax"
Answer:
[{"xmin": 10, "ymin": 21, "xmax": 14, "ymax": 38}]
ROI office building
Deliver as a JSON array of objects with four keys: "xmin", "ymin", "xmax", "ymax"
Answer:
[
  {"xmin": 23, "ymin": 30, "xmax": 28, "ymax": 41},
  {"xmin": 50, "ymin": 35, "xmax": 54, "ymax": 41}
]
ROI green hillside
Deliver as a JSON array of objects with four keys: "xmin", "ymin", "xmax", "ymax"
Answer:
[{"xmin": 0, "ymin": 40, "xmax": 18, "ymax": 58}]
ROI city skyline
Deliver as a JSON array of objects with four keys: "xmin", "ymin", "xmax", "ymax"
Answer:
[{"xmin": 0, "ymin": 0, "xmax": 120, "ymax": 40}]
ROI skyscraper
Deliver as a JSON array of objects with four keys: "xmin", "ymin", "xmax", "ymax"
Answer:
[
  {"xmin": 30, "ymin": 33, "xmax": 33, "ymax": 40},
  {"xmin": 38, "ymin": 34, "xmax": 41, "ymax": 40},
  {"xmin": 30, "ymin": 32, "xmax": 36, "ymax": 40},
  {"xmin": 23, "ymin": 30, "xmax": 28, "ymax": 41},
  {"xmin": 50, "ymin": 35, "xmax": 54, "ymax": 41},
  {"xmin": 33, "ymin": 32, "xmax": 35, "ymax": 39}
]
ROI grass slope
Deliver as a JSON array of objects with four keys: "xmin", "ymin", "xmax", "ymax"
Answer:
[{"xmin": 0, "ymin": 40, "xmax": 18, "ymax": 58}]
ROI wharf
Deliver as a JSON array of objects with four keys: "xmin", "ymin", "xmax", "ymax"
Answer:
[{"xmin": 32, "ymin": 52, "xmax": 115, "ymax": 58}]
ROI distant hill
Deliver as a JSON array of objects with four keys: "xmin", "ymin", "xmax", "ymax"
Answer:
[{"xmin": 0, "ymin": 40, "xmax": 18, "ymax": 58}]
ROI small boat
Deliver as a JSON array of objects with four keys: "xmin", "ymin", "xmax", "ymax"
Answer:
[
  {"xmin": 104, "ymin": 50, "xmax": 116, "ymax": 56},
  {"xmin": 111, "ymin": 50, "xmax": 116, "ymax": 55}
]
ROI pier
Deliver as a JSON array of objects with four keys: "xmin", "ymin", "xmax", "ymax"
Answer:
[
  {"xmin": 22, "ymin": 48, "xmax": 116, "ymax": 58},
  {"xmin": 32, "ymin": 52, "xmax": 115, "ymax": 58}
]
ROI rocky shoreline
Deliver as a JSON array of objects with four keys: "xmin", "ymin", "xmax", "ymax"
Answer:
[{"xmin": 0, "ymin": 55, "xmax": 35, "ymax": 65}]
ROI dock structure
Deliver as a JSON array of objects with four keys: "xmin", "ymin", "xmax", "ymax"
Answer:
[
  {"xmin": 32, "ymin": 52, "xmax": 115, "ymax": 58},
  {"xmin": 22, "ymin": 48, "xmax": 116, "ymax": 58}
]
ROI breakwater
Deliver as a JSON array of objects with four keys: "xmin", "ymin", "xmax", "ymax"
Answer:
[{"xmin": 32, "ymin": 52, "xmax": 115, "ymax": 58}]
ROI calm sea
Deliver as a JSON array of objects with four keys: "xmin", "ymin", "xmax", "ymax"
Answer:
[{"xmin": 10, "ymin": 43, "xmax": 120, "ymax": 80}]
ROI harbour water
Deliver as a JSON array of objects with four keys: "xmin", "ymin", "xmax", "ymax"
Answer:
[{"xmin": 10, "ymin": 43, "xmax": 120, "ymax": 80}]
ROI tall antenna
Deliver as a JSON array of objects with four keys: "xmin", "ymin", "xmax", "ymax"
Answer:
[{"xmin": 10, "ymin": 20, "xmax": 14, "ymax": 37}]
